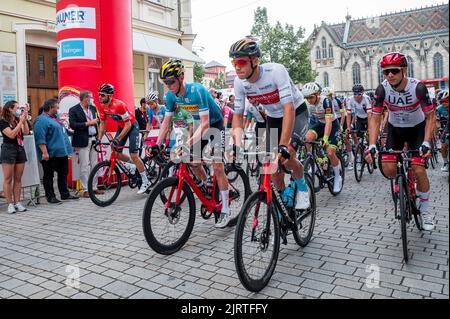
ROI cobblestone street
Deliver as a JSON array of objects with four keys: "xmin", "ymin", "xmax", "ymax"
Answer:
[{"xmin": 0, "ymin": 165, "xmax": 448, "ymax": 299}]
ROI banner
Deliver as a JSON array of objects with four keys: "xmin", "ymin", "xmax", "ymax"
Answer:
[{"xmin": 0, "ymin": 53, "xmax": 18, "ymax": 105}]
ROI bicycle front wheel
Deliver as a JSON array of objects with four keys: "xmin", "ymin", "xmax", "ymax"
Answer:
[
  {"xmin": 354, "ymin": 145, "xmax": 365, "ymax": 182},
  {"xmin": 397, "ymin": 175, "xmax": 409, "ymax": 263},
  {"xmin": 88, "ymin": 161, "xmax": 122, "ymax": 207},
  {"xmin": 234, "ymin": 191, "xmax": 280, "ymax": 292},
  {"xmin": 225, "ymin": 164, "xmax": 252, "ymax": 227}
]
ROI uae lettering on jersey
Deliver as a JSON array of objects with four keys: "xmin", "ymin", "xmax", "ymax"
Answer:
[{"xmin": 247, "ymin": 89, "xmax": 281, "ymax": 106}]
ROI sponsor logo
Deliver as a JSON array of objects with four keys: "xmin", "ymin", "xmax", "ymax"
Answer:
[
  {"xmin": 56, "ymin": 7, "xmax": 96, "ymax": 32},
  {"xmin": 247, "ymin": 89, "xmax": 281, "ymax": 105},
  {"xmin": 58, "ymin": 39, "xmax": 96, "ymax": 61},
  {"xmin": 182, "ymin": 105, "xmax": 199, "ymax": 113}
]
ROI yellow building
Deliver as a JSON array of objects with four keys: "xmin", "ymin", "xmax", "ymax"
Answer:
[{"xmin": 0, "ymin": 0, "xmax": 202, "ymax": 116}]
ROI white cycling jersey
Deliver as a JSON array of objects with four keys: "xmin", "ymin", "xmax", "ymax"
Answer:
[
  {"xmin": 373, "ymin": 78, "xmax": 433, "ymax": 128},
  {"xmin": 347, "ymin": 95, "xmax": 372, "ymax": 119},
  {"xmin": 234, "ymin": 63, "xmax": 306, "ymax": 119},
  {"xmin": 308, "ymin": 95, "xmax": 336, "ymax": 124},
  {"xmin": 244, "ymin": 99, "xmax": 266, "ymax": 123}
]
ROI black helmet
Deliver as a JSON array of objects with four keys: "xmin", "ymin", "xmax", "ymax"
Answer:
[
  {"xmin": 160, "ymin": 59, "xmax": 185, "ymax": 80},
  {"xmin": 98, "ymin": 83, "xmax": 115, "ymax": 95},
  {"xmin": 352, "ymin": 84, "xmax": 365, "ymax": 94},
  {"xmin": 229, "ymin": 38, "xmax": 261, "ymax": 59}
]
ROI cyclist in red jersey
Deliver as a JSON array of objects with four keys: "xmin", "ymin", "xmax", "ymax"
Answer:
[{"xmin": 97, "ymin": 83, "xmax": 151, "ymax": 195}]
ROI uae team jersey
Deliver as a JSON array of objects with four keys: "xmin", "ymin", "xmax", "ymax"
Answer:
[
  {"xmin": 373, "ymin": 78, "xmax": 433, "ymax": 128},
  {"xmin": 99, "ymin": 98, "xmax": 135, "ymax": 128},
  {"xmin": 165, "ymin": 83, "xmax": 223, "ymax": 125},
  {"xmin": 234, "ymin": 63, "xmax": 306, "ymax": 118},
  {"xmin": 347, "ymin": 95, "xmax": 372, "ymax": 119}
]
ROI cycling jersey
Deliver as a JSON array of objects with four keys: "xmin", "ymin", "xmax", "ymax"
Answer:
[
  {"xmin": 234, "ymin": 63, "xmax": 306, "ymax": 118},
  {"xmin": 149, "ymin": 106, "xmax": 167, "ymax": 128},
  {"xmin": 332, "ymin": 97, "xmax": 345, "ymax": 119},
  {"xmin": 436, "ymin": 105, "xmax": 449, "ymax": 122},
  {"xmin": 347, "ymin": 95, "xmax": 372, "ymax": 119},
  {"xmin": 99, "ymin": 98, "xmax": 135, "ymax": 128},
  {"xmin": 307, "ymin": 95, "xmax": 336, "ymax": 124},
  {"xmin": 171, "ymin": 107, "xmax": 194, "ymax": 146},
  {"xmin": 373, "ymin": 78, "xmax": 433, "ymax": 128},
  {"xmin": 244, "ymin": 100, "xmax": 266, "ymax": 123},
  {"xmin": 165, "ymin": 83, "xmax": 223, "ymax": 125}
]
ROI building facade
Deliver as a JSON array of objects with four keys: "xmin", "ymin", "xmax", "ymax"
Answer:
[
  {"xmin": 202, "ymin": 60, "xmax": 226, "ymax": 88},
  {"xmin": 0, "ymin": 0, "xmax": 202, "ymax": 117},
  {"xmin": 308, "ymin": 3, "xmax": 449, "ymax": 95}
]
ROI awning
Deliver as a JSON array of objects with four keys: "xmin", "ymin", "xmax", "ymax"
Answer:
[{"xmin": 133, "ymin": 31, "xmax": 204, "ymax": 64}]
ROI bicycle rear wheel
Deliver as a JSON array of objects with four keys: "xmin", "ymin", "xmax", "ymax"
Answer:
[
  {"xmin": 292, "ymin": 174, "xmax": 317, "ymax": 247},
  {"xmin": 354, "ymin": 146, "xmax": 365, "ymax": 182},
  {"xmin": 88, "ymin": 161, "xmax": 122, "ymax": 207},
  {"xmin": 143, "ymin": 157, "xmax": 162, "ymax": 188},
  {"xmin": 142, "ymin": 177, "xmax": 196, "ymax": 255},
  {"xmin": 397, "ymin": 175, "xmax": 409, "ymax": 262},
  {"xmin": 225, "ymin": 164, "xmax": 251, "ymax": 227},
  {"xmin": 328, "ymin": 153, "xmax": 345, "ymax": 196},
  {"xmin": 234, "ymin": 191, "xmax": 280, "ymax": 292}
]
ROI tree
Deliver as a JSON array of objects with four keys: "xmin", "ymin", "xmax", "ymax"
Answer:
[
  {"xmin": 193, "ymin": 51, "xmax": 205, "ymax": 83},
  {"xmin": 212, "ymin": 72, "xmax": 227, "ymax": 89},
  {"xmin": 250, "ymin": 7, "xmax": 317, "ymax": 84}
]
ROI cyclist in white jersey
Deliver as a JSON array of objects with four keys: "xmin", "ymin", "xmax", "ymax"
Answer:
[
  {"xmin": 366, "ymin": 52, "xmax": 436, "ymax": 231},
  {"xmin": 347, "ymin": 84, "xmax": 372, "ymax": 148},
  {"xmin": 230, "ymin": 38, "xmax": 310, "ymax": 210}
]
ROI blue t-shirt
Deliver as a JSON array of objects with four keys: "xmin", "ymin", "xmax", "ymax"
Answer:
[
  {"xmin": 165, "ymin": 83, "xmax": 223, "ymax": 125},
  {"xmin": 34, "ymin": 114, "xmax": 72, "ymax": 161}
]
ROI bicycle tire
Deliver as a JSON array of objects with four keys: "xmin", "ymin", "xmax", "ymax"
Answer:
[
  {"xmin": 143, "ymin": 157, "xmax": 162, "ymax": 188},
  {"xmin": 292, "ymin": 174, "xmax": 317, "ymax": 247},
  {"xmin": 303, "ymin": 155, "xmax": 316, "ymax": 192},
  {"xmin": 234, "ymin": 191, "xmax": 280, "ymax": 292},
  {"xmin": 142, "ymin": 177, "xmax": 196, "ymax": 255},
  {"xmin": 88, "ymin": 161, "xmax": 122, "ymax": 207},
  {"xmin": 328, "ymin": 152, "xmax": 345, "ymax": 196},
  {"xmin": 354, "ymin": 145, "xmax": 365, "ymax": 183},
  {"xmin": 397, "ymin": 175, "xmax": 409, "ymax": 263}
]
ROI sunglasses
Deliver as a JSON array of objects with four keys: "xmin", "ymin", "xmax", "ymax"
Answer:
[
  {"xmin": 163, "ymin": 79, "xmax": 177, "ymax": 86},
  {"xmin": 98, "ymin": 93, "xmax": 108, "ymax": 98},
  {"xmin": 383, "ymin": 68, "xmax": 402, "ymax": 76},
  {"xmin": 354, "ymin": 93, "xmax": 363, "ymax": 97},
  {"xmin": 231, "ymin": 58, "xmax": 250, "ymax": 68}
]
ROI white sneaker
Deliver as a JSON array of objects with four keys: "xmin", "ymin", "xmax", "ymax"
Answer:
[
  {"xmin": 295, "ymin": 190, "xmax": 310, "ymax": 210},
  {"xmin": 215, "ymin": 213, "xmax": 231, "ymax": 229},
  {"xmin": 14, "ymin": 202, "xmax": 27, "ymax": 212},
  {"xmin": 137, "ymin": 181, "xmax": 151, "ymax": 195},
  {"xmin": 7, "ymin": 204, "xmax": 16, "ymax": 214},
  {"xmin": 347, "ymin": 162, "xmax": 354, "ymax": 170},
  {"xmin": 333, "ymin": 175, "xmax": 343, "ymax": 193},
  {"xmin": 421, "ymin": 212, "xmax": 435, "ymax": 231},
  {"xmin": 441, "ymin": 163, "xmax": 449, "ymax": 172}
]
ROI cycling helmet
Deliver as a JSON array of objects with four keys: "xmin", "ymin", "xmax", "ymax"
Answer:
[
  {"xmin": 322, "ymin": 87, "xmax": 334, "ymax": 97},
  {"xmin": 98, "ymin": 83, "xmax": 115, "ymax": 95},
  {"xmin": 145, "ymin": 91, "xmax": 159, "ymax": 103},
  {"xmin": 160, "ymin": 59, "xmax": 185, "ymax": 80},
  {"xmin": 380, "ymin": 52, "xmax": 408, "ymax": 68},
  {"xmin": 438, "ymin": 90, "xmax": 449, "ymax": 101},
  {"xmin": 302, "ymin": 82, "xmax": 322, "ymax": 98},
  {"xmin": 352, "ymin": 84, "xmax": 365, "ymax": 94},
  {"xmin": 229, "ymin": 38, "xmax": 261, "ymax": 59},
  {"xmin": 367, "ymin": 91, "xmax": 375, "ymax": 99}
]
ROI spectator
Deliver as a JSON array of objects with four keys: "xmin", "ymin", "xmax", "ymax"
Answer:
[
  {"xmin": 34, "ymin": 98, "xmax": 79, "ymax": 204},
  {"xmin": 0, "ymin": 100, "xmax": 30, "ymax": 214},
  {"xmin": 135, "ymin": 98, "xmax": 151, "ymax": 132},
  {"xmin": 69, "ymin": 91, "xmax": 103, "ymax": 198},
  {"xmin": 227, "ymin": 95, "xmax": 235, "ymax": 110}
]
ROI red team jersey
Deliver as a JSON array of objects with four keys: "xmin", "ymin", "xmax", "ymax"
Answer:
[{"xmin": 99, "ymin": 98, "xmax": 135, "ymax": 128}]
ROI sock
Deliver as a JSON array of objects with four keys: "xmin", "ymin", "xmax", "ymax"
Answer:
[
  {"xmin": 333, "ymin": 165, "xmax": 341, "ymax": 177},
  {"xmin": 349, "ymin": 152, "xmax": 354, "ymax": 162},
  {"xmin": 296, "ymin": 177, "xmax": 308, "ymax": 192},
  {"xmin": 444, "ymin": 157, "xmax": 449, "ymax": 164},
  {"xmin": 221, "ymin": 190, "xmax": 229, "ymax": 215},
  {"xmin": 140, "ymin": 171, "xmax": 149, "ymax": 184},
  {"xmin": 416, "ymin": 190, "xmax": 430, "ymax": 215}
]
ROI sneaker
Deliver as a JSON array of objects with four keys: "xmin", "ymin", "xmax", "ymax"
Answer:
[
  {"xmin": 333, "ymin": 175, "xmax": 343, "ymax": 193},
  {"xmin": 215, "ymin": 213, "xmax": 231, "ymax": 229},
  {"xmin": 137, "ymin": 181, "xmax": 151, "ymax": 195},
  {"xmin": 47, "ymin": 197, "xmax": 62, "ymax": 205},
  {"xmin": 441, "ymin": 163, "xmax": 449, "ymax": 172},
  {"xmin": 14, "ymin": 202, "xmax": 27, "ymax": 212},
  {"xmin": 347, "ymin": 162, "xmax": 354, "ymax": 170},
  {"xmin": 421, "ymin": 212, "xmax": 435, "ymax": 231},
  {"xmin": 295, "ymin": 190, "xmax": 310, "ymax": 210},
  {"xmin": 7, "ymin": 204, "xmax": 16, "ymax": 214}
]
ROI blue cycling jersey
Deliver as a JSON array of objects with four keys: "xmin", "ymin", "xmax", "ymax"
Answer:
[{"xmin": 165, "ymin": 83, "xmax": 223, "ymax": 125}]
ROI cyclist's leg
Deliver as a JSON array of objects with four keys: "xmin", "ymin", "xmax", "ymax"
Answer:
[
  {"xmin": 285, "ymin": 108, "xmax": 308, "ymax": 180},
  {"xmin": 382, "ymin": 123, "xmax": 403, "ymax": 178},
  {"xmin": 266, "ymin": 116, "xmax": 285, "ymax": 191},
  {"xmin": 128, "ymin": 123, "xmax": 146, "ymax": 173},
  {"xmin": 327, "ymin": 121, "xmax": 341, "ymax": 168}
]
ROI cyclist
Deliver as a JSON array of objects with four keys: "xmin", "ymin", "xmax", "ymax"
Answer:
[
  {"xmin": 436, "ymin": 90, "xmax": 449, "ymax": 172},
  {"xmin": 347, "ymin": 84, "xmax": 372, "ymax": 148},
  {"xmin": 97, "ymin": 83, "xmax": 152, "ymax": 194},
  {"xmin": 146, "ymin": 91, "xmax": 166, "ymax": 130},
  {"xmin": 229, "ymin": 38, "xmax": 310, "ymax": 210},
  {"xmin": 150, "ymin": 59, "xmax": 232, "ymax": 228},
  {"xmin": 366, "ymin": 52, "xmax": 436, "ymax": 231},
  {"xmin": 303, "ymin": 82, "xmax": 343, "ymax": 193},
  {"xmin": 323, "ymin": 87, "xmax": 346, "ymax": 129}
]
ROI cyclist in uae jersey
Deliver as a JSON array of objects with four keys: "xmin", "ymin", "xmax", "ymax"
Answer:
[
  {"xmin": 366, "ymin": 52, "xmax": 436, "ymax": 231},
  {"xmin": 151, "ymin": 59, "xmax": 231, "ymax": 229},
  {"xmin": 347, "ymin": 84, "xmax": 372, "ymax": 147},
  {"xmin": 436, "ymin": 90, "xmax": 449, "ymax": 172},
  {"xmin": 230, "ymin": 38, "xmax": 310, "ymax": 210},
  {"xmin": 97, "ymin": 83, "xmax": 151, "ymax": 194}
]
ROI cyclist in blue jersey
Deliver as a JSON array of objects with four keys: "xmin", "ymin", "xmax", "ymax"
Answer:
[{"xmin": 151, "ymin": 59, "xmax": 231, "ymax": 228}]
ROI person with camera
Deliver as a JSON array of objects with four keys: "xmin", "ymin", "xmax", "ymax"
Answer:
[{"xmin": 0, "ymin": 101, "xmax": 30, "ymax": 214}]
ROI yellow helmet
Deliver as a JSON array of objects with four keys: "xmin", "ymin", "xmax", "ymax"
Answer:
[{"xmin": 160, "ymin": 59, "xmax": 184, "ymax": 80}]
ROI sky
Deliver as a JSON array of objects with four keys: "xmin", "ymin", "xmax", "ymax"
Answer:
[{"xmin": 190, "ymin": 0, "xmax": 445, "ymax": 70}]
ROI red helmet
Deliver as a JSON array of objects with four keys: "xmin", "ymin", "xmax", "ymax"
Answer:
[{"xmin": 380, "ymin": 52, "xmax": 408, "ymax": 68}]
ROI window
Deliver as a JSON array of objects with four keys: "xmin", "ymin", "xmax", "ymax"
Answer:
[
  {"xmin": 316, "ymin": 46, "xmax": 321, "ymax": 60},
  {"xmin": 26, "ymin": 53, "xmax": 30, "ymax": 78},
  {"xmin": 148, "ymin": 56, "xmax": 163, "ymax": 99},
  {"xmin": 323, "ymin": 72, "xmax": 329, "ymax": 87},
  {"xmin": 328, "ymin": 44, "xmax": 334, "ymax": 58},
  {"xmin": 52, "ymin": 57, "xmax": 58, "ymax": 81},
  {"xmin": 434, "ymin": 53, "xmax": 444, "ymax": 78},
  {"xmin": 352, "ymin": 62, "xmax": 361, "ymax": 85},
  {"xmin": 321, "ymin": 37, "xmax": 327, "ymax": 59},
  {"xmin": 407, "ymin": 56, "xmax": 414, "ymax": 78},
  {"xmin": 378, "ymin": 63, "xmax": 384, "ymax": 85},
  {"xmin": 38, "ymin": 55, "xmax": 45, "ymax": 79}
]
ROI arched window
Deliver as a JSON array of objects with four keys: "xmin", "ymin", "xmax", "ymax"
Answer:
[
  {"xmin": 322, "ymin": 37, "xmax": 327, "ymax": 59},
  {"xmin": 352, "ymin": 62, "xmax": 361, "ymax": 85},
  {"xmin": 324, "ymin": 72, "xmax": 329, "ymax": 87},
  {"xmin": 434, "ymin": 53, "xmax": 444, "ymax": 78},
  {"xmin": 328, "ymin": 44, "xmax": 334, "ymax": 58},
  {"xmin": 407, "ymin": 56, "xmax": 414, "ymax": 78},
  {"xmin": 316, "ymin": 46, "xmax": 321, "ymax": 60}
]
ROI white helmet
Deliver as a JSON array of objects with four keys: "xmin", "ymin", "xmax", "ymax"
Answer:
[
  {"xmin": 322, "ymin": 87, "xmax": 334, "ymax": 97},
  {"xmin": 145, "ymin": 91, "xmax": 159, "ymax": 103},
  {"xmin": 302, "ymin": 82, "xmax": 322, "ymax": 98}
]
